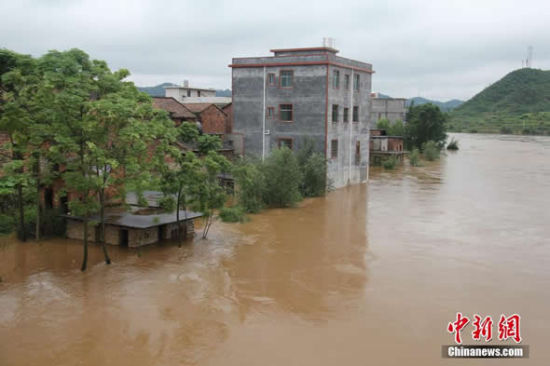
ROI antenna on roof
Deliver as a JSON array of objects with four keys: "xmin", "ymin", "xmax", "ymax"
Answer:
[{"xmin": 323, "ymin": 37, "xmax": 336, "ymax": 49}]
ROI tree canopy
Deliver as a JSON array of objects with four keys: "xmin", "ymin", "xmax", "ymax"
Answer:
[{"xmin": 405, "ymin": 103, "xmax": 447, "ymax": 149}]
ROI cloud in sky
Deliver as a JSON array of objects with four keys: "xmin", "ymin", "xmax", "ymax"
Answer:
[{"xmin": 1, "ymin": 0, "xmax": 548, "ymax": 100}]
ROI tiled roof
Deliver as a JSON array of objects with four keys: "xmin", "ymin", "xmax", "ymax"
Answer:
[
  {"xmin": 152, "ymin": 97, "xmax": 196, "ymax": 119},
  {"xmin": 182, "ymin": 103, "xmax": 215, "ymax": 113}
]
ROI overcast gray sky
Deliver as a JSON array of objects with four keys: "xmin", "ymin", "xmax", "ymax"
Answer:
[{"xmin": 1, "ymin": 0, "xmax": 548, "ymax": 101}]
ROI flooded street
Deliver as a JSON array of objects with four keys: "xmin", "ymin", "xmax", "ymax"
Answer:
[{"xmin": 1, "ymin": 133, "xmax": 549, "ymax": 365}]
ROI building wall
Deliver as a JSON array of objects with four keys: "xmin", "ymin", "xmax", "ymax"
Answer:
[
  {"xmin": 165, "ymin": 88, "xmax": 216, "ymax": 101},
  {"xmin": 370, "ymin": 98, "xmax": 407, "ymax": 127},
  {"xmin": 232, "ymin": 65, "xmax": 327, "ymax": 159},
  {"xmin": 370, "ymin": 137, "xmax": 404, "ymax": 152},
  {"xmin": 66, "ymin": 220, "xmax": 95, "ymax": 242},
  {"xmin": 387, "ymin": 137, "xmax": 404, "ymax": 152},
  {"xmin": 161, "ymin": 221, "xmax": 194, "ymax": 240},
  {"xmin": 326, "ymin": 66, "xmax": 371, "ymax": 187},
  {"xmin": 222, "ymin": 104, "xmax": 233, "ymax": 133},
  {"xmin": 128, "ymin": 227, "xmax": 158, "ymax": 247},
  {"xmin": 104, "ymin": 225, "xmax": 120, "ymax": 245},
  {"xmin": 200, "ymin": 106, "xmax": 228, "ymax": 135},
  {"xmin": 66, "ymin": 219, "xmax": 196, "ymax": 247}
]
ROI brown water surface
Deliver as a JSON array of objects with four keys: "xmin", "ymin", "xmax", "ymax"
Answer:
[{"xmin": 1, "ymin": 133, "xmax": 549, "ymax": 365}]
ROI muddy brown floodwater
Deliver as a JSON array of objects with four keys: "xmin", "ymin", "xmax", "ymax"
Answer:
[{"xmin": 1, "ymin": 133, "xmax": 549, "ymax": 365}]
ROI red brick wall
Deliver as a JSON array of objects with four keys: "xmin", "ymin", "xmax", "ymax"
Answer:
[
  {"xmin": 222, "ymin": 104, "xmax": 233, "ymax": 133},
  {"xmin": 388, "ymin": 137, "xmax": 403, "ymax": 152},
  {"xmin": 200, "ymin": 106, "xmax": 227, "ymax": 135}
]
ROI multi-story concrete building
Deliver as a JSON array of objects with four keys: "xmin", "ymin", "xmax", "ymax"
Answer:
[
  {"xmin": 229, "ymin": 46, "xmax": 373, "ymax": 188},
  {"xmin": 369, "ymin": 93, "xmax": 407, "ymax": 128}
]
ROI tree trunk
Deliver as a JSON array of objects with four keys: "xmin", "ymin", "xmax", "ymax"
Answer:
[
  {"xmin": 81, "ymin": 217, "xmax": 88, "ymax": 272},
  {"xmin": 35, "ymin": 158, "xmax": 41, "ymax": 241},
  {"xmin": 17, "ymin": 183, "xmax": 26, "ymax": 242},
  {"xmin": 183, "ymin": 205, "xmax": 188, "ymax": 239},
  {"xmin": 202, "ymin": 215, "xmax": 212, "ymax": 239},
  {"xmin": 13, "ymin": 143, "xmax": 26, "ymax": 242},
  {"xmin": 99, "ymin": 189, "xmax": 111, "ymax": 265},
  {"xmin": 176, "ymin": 185, "xmax": 181, "ymax": 246}
]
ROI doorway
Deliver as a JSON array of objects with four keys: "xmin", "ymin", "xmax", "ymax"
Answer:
[{"xmin": 119, "ymin": 229, "xmax": 129, "ymax": 247}]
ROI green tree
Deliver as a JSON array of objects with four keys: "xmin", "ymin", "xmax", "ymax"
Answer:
[
  {"xmin": 389, "ymin": 119, "xmax": 405, "ymax": 136},
  {"xmin": 190, "ymin": 151, "xmax": 231, "ymax": 239},
  {"xmin": 295, "ymin": 138, "xmax": 327, "ymax": 197},
  {"xmin": 37, "ymin": 49, "xmax": 124, "ymax": 270},
  {"xmin": 161, "ymin": 124, "xmax": 230, "ymax": 241},
  {"xmin": 87, "ymin": 79, "xmax": 174, "ymax": 256},
  {"xmin": 375, "ymin": 118, "xmax": 391, "ymax": 131},
  {"xmin": 0, "ymin": 49, "xmax": 36, "ymax": 240},
  {"xmin": 160, "ymin": 149, "xmax": 202, "ymax": 244},
  {"xmin": 262, "ymin": 147, "xmax": 302, "ymax": 207},
  {"xmin": 405, "ymin": 103, "xmax": 447, "ymax": 149},
  {"xmin": 232, "ymin": 157, "xmax": 265, "ymax": 213}
]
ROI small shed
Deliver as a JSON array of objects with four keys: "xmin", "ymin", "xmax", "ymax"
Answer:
[
  {"xmin": 369, "ymin": 130, "xmax": 406, "ymax": 166},
  {"xmin": 64, "ymin": 210, "xmax": 202, "ymax": 247}
]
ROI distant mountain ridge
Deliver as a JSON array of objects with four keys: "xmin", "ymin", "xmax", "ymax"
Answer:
[
  {"xmin": 373, "ymin": 93, "xmax": 463, "ymax": 111},
  {"xmin": 137, "ymin": 83, "xmax": 232, "ymax": 98},
  {"xmin": 449, "ymin": 68, "xmax": 550, "ymax": 135},
  {"xmin": 406, "ymin": 97, "xmax": 463, "ymax": 112}
]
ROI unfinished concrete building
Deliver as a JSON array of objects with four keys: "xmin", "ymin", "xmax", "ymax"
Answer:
[
  {"xmin": 165, "ymin": 80, "xmax": 231, "ymax": 105},
  {"xmin": 229, "ymin": 46, "xmax": 373, "ymax": 188},
  {"xmin": 369, "ymin": 93, "xmax": 407, "ymax": 128}
]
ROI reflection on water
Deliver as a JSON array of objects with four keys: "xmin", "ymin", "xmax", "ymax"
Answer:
[{"xmin": 1, "ymin": 133, "xmax": 549, "ymax": 365}]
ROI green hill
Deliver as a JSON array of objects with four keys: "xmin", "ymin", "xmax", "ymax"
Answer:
[{"xmin": 448, "ymin": 68, "xmax": 550, "ymax": 135}]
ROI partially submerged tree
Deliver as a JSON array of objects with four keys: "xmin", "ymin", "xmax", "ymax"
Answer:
[
  {"xmin": 0, "ymin": 50, "xmax": 36, "ymax": 240},
  {"xmin": 161, "ymin": 122, "xmax": 230, "ymax": 241},
  {"xmin": 191, "ymin": 150, "xmax": 230, "ymax": 239},
  {"xmin": 296, "ymin": 138, "xmax": 327, "ymax": 197},
  {"xmin": 262, "ymin": 146, "xmax": 302, "ymax": 207},
  {"xmin": 405, "ymin": 103, "xmax": 447, "ymax": 149},
  {"xmin": 232, "ymin": 157, "xmax": 265, "ymax": 213}
]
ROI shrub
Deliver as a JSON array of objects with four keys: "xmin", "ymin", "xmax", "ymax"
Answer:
[
  {"xmin": 422, "ymin": 140, "xmax": 440, "ymax": 161},
  {"xmin": 389, "ymin": 120, "xmax": 405, "ymax": 136},
  {"xmin": 232, "ymin": 158, "xmax": 266, "ymax": 213},
  {"xmin": 296, "ymin": 139, "xmax": 327, "ymax": 197},
  {"xmin": 0, "ymin": 214, "xmax": 14, "ymax": 235},
  {"xmin": 409, "ymin": 148, "xmax": 420, "ymax": 166},
  {"xmin": 446, "ymin": 138, "xmax": 459, "ymax": 150},
  {"xmin": 262, "ymin": 147, "xmax": 302, "ymax": 207},
  {"xmin": 219, "ymin": 206, "xmax": 247, "ymax": 223},
  {"xmin": 383, "ymin": 156, "xmax": 397, "ymax": 170},
  {"xmin": 300, "ymin": 153, "xmax": 327, "ymax": 197}
]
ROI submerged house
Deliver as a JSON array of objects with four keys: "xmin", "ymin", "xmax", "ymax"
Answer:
[
  {"xmin": 369, "ymin": 129, "xmax": 405, "ymax": 165},
  {"xmin": 64, "ymin": 191, "xmax": 202, "ymax": 247},
  {"xmin": 64, "ymin": 210, "xmax": 202, "ymax": 247}
]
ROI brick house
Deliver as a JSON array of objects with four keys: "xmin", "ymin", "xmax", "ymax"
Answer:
[
  {"xmin": 369, "ymin": 129, "xmax": 405, "ymax": 165},
  {"xmin": 152, "ymin": 97, "xmax": 197, "ymax": 124},
  {"xmin": 182, "ymin": 103, "xmax": 229, "ymax": 136},
  {"xmin": 222, "ymin": 103, "xmax": 233, "ymax": 133}
]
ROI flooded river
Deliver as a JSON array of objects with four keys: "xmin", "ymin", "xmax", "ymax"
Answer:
[{"xmin": 1, "ymin": 133, "xmax": 549, "ymax": 365}]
